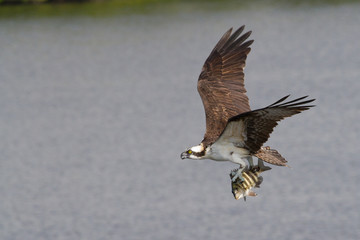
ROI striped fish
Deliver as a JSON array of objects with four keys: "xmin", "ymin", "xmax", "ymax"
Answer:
[{"xmin": 230, "ymin": 159, "xmax": 271, "ymax": 201}]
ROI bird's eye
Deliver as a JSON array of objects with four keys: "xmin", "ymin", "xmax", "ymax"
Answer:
[{"xmin": 187, "ymin": 150, "xmax": 192, "ymax": 154}]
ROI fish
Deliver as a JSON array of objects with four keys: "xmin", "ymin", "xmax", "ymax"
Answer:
[{"xmin": 230, "ymin": 159, "xmax": 271, "ymax": 201}]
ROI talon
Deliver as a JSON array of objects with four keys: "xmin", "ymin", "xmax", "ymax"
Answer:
[
  {"xmin": 231, "ymin": 170, "xmax": 245, "ymax": 182},
  {"xmin": 231, "ymin": 176, "xmax": 237, "ymax": 182},
  {"xmin": 238, "ymin": 175, "xmax": 245, "ymax": 182}
]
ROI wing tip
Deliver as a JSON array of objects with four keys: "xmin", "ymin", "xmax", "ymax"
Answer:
[{"xmin": 268, "ymin": 95, "xmax": 316, "ymax": 108}]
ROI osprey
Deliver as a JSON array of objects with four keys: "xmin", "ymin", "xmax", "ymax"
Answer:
[{"xmin": 180, "ymin": 26, "xmax": 315, "ymax": 182}]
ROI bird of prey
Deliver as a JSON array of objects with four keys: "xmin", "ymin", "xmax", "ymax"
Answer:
[{"xmin": 180, "ymin": 26, "xmax": 315, "ymax": 182}]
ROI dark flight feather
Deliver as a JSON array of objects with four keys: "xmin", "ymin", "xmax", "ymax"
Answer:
[
  {"xmin": 228, "ymin": 96, "xmax": 315, "ymax": 153},
  {"xmin": 198, "ymin": 26, "xmax": 253, "ymax": 147}
]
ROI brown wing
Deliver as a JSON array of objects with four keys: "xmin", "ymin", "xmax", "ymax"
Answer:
[
  {"xmin": 198, "ymin": 26, "xmax": 254, "ymax": 147},
  {"xmin": 228, "ymin": 95, "xmax": 315, "ymax": 153},
  {"xmin": 254, "ymin": 146, "xmax": 289, "ymax": 167}
]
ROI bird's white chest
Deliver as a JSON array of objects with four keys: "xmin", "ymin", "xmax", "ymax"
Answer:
[{"xmin": 205, "ymin": 141, "xmax": 250, "ymax": 162}]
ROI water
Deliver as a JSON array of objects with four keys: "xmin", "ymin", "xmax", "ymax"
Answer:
[{"xmin": 1, "ymin": 3, "xmax": 360, "ymax": 240}]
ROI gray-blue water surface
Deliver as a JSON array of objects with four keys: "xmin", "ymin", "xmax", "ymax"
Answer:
[{"xmin": 1, "ymin": 3, "xmax": 360, "ymax": 240}]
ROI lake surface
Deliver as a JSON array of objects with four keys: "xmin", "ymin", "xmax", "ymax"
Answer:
[{"xmin": 1, "ymin": 2, "xmax": 360, "ymax": 240}]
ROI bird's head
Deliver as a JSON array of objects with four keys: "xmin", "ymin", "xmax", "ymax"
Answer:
[{"xmin": 180, "ymin": 144, "xmax": 205, "ymax": 160}]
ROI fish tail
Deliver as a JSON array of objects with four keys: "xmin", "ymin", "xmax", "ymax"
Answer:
[{"xmin": 258, "ymin": 159, "xmax": 272, "ymax": 172}]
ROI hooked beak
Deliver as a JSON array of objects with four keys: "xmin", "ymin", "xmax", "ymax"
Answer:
[{"xmin": 180, "ymin": 152, "xmax": 188, "ymax": 160}]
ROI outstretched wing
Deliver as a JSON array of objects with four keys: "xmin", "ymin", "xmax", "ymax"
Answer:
[
  {"xmin": 223, "ymin": 95, "xmax": 315, "ymax": 154},
  {"xmin": 198, "ymin": 26, "xmax": 254, "ymax": 147}
]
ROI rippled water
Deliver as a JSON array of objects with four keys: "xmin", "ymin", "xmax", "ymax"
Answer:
[{"xmin": 1, "ymin": 3, "xmax": 360, "ymax": 240}]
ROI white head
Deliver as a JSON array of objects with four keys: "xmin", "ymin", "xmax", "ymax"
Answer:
[{"xmin": 180, "ymin": 144, "xmax": 206, "ymax": 160}]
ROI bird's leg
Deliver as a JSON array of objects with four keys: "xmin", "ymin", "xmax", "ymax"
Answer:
[
  {"xmin": 230, "ymin": 154, "xmax": 249, "ymax": 182},
  {"xmin": 247, "ymin": 156, "xmax": 254, "ymax": 169},
  {"xmin": 230, "ymin": 155, "xmax": 254, "ymax": 182}
]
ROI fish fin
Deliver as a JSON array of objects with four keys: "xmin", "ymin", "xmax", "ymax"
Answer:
[
  {"xmin": 254, "ymin": 176, "xmax": 263, "ymax": 188},
  {"xmin": 243, "ymin": 196, "xmax": 246, "ymax": 202},
  {"xmin": 248, "ymin": 191, "xmax": 257, "ymax": 197},
  {"xmin": 258, "ymin": 159, "xmax": 271, "ymax": 172}
]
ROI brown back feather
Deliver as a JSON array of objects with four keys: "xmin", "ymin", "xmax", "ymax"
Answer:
[{"xmin": 198, "ymin": 26, "xmax": 254, "ymax": 147}]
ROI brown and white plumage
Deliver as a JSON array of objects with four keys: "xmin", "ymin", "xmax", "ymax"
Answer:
[{"xmin": 180, "ymin": 26, "xmax": 315, "ymax": 181}]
